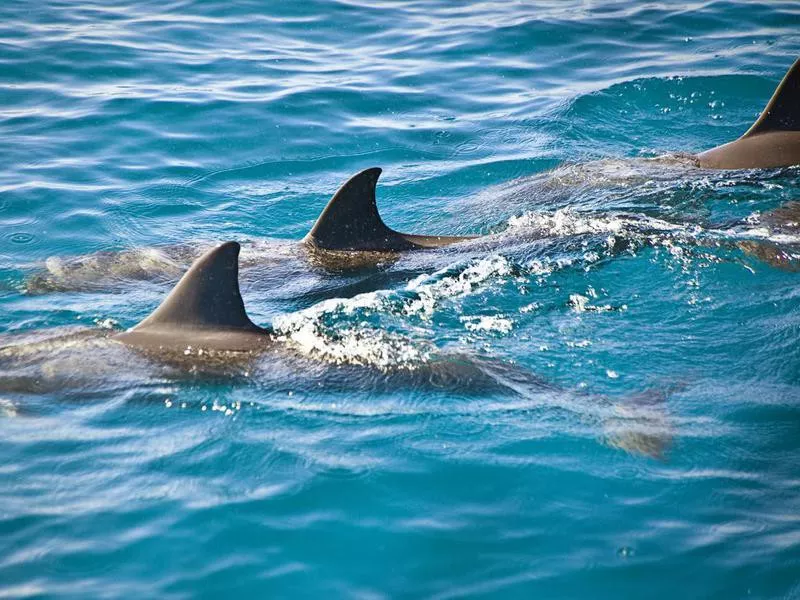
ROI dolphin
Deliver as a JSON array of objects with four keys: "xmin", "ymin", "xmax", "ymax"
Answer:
[
  {"xmin": 22, "ymin": 168, "xmax": 478, "ymax": 294},
  {"xmin": 2, "ymin": 240, "xmax": 676, "ymax": 458},
  {"xmin": 2, "ymin": 240, "xmax": 529, "ymax": 388},
  {"xmin": 2, "ymin": 240, "xmax": 673, "ymax": 458},
  {"xmin": 695, "ymin": 58, "xmax": 800, "ymax": 169}
]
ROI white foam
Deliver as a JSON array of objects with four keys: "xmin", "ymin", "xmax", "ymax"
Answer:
[
  {"xmin": 506, "ymin": 208, "xmax": 684, "ymax": 239},
  {"xmin": 273, "ymin": 255, "xmax": 516, "ymax": 368},
  {"xmin": 93, "ymin": 318, "xmax": 119, "ymax": 330},
  {"xmin": 273, "ymin": 313, "xmax": 431, "ymax": 370},
  {"xmin": 404, "ymin": 255, "xmax": 514, "ymax": 318},
  {"xmin": 568, "ymin": 293, "xmax": 619, "ymax": 314},
  {"xmin": 0, "ymin": 398, "xmax": 18, "ymax": 418},
  {"xmin": 461, "ymin": 315, "xmax": 514, "ymax": 334}
]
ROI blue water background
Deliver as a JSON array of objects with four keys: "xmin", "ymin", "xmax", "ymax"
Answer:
[{"xmin": 2, "ymin": 1, "xmax": 800, "ymax": 597}]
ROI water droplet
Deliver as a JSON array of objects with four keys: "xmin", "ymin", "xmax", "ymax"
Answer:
[
  {"xmin": 617, "ymin": 546, "xmax": 635, "ymax": 558},
  {"xmin": 9, "ymin": 232, "xmax": 34, "ymax": 244}
]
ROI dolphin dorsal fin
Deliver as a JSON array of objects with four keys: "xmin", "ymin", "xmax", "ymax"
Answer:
[
  {"xmin": 743, "ymin": 58, "xmax": 800, "ymax": 137},
  {"xmin": 133, "ymin": 242, "xmax": 260, "ymax": 332},
  {"xmin": 303, "ymin": 168, "xmax": 404, "ymax": 250}
]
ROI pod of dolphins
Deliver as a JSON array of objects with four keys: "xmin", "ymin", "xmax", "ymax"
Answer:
[
  {"xmin": 3, "ymin": 57, "xmax": 800, "ymax": 457},
  {"xmin": 113, "ymin": 58, "xmax": 800, "ymax": 354}
]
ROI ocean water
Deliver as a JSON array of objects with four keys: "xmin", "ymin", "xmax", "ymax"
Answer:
[{"xmin": 2, "ymin": 0, "xmax": 800, "ymax": 597}]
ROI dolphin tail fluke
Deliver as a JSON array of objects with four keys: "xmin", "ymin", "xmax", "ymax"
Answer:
[
  {"xmin": 303, "ymin": 168, "xmax": 415, "ymax": 251},
  {"xmin": 743, "ymin": 57, "xmax": 800, "ymax": 137},
  {"xmin": 130, "ymin": 242, "xmax": 262, "ymax": 332}
]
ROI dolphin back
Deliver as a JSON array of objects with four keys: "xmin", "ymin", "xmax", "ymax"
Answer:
[
  {"xmin": 304, "ymin": 167, "xmax": 475, "ymax": 251},
  {"xmin": 303, "ymin": 167, "xmax": 416, "ymax": 251},
  {"xmin": 696, "ymin": 57, "xmax": 800, "ymax": 169},
  {"xmin": 114, "ymin": 242, "xmax": 269, "ymax": 352},
  {"xmin": 743, "ymin": 57, "xmax": 800, "ymax": 137},
  {"xmin": 132, "ymin": 242, "xmax": 260, "ymax": 331}
]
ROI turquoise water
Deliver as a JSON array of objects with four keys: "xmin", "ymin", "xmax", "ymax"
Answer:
[{"xmin": 2, "ymin": 0, "xmax": 800, "ymax": 597}]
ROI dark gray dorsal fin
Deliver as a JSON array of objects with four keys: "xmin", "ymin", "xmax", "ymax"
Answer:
[
  {"xmin": 303, "ymin": 167, "xmax": 407, "ymax": 251},
  {"xmin": 133, "ymin": 242, "xmax": 260, "ymax": 331},
  {"xmin": 744, "ymin": 58, "xmax": 800, "ymax": 137}
]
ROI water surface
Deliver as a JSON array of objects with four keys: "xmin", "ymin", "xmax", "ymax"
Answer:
[{"xmin": 2, "ymin": 1, "xmax": 800, "ymax": 597}]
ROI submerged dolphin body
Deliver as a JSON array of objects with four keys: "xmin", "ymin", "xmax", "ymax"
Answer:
[
  {"xmin": 735, "ymin": 200, "xmax": 800, "ymax": 271},
  {"xmin": 695, "ymin": 58, "xmax": 800, "ymax": 169}
]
